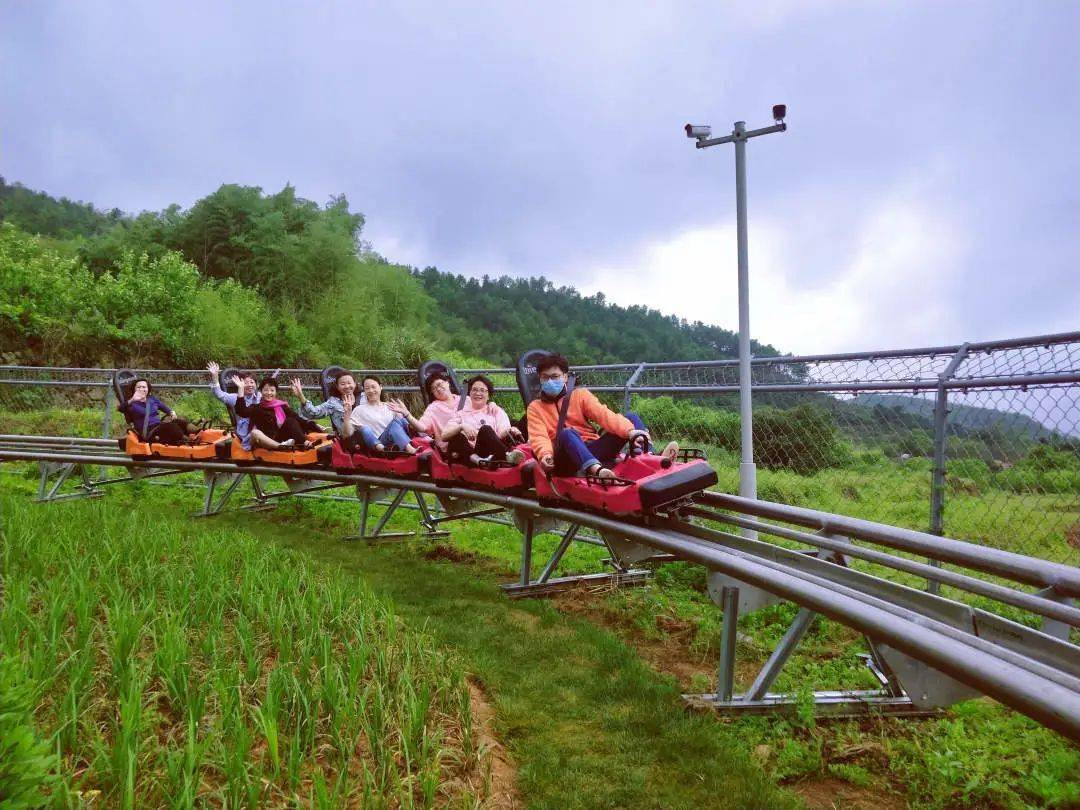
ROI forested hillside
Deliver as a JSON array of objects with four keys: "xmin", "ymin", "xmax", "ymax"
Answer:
[
  {"xmin": 414, "ymin": 269, "xmax": 778, "ymax": 365},
  {"xmin": 0, "ymin": 179, "xmax": 777, "ymax": 368}
]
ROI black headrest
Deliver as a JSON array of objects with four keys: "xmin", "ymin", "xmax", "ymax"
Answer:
[
  {"xmin": 219, "ymin": 366, "xmax": 241, "ymax": 427},
  {"xmin": 220, "ymin": 367, "xmax": 242, "ymax": 395},
  {"xmin": 418, "ymin": 359, "xmax": 462, "ymax": 406},
  {"xmin": 321, "ymin": 365, "xmax": 349, "ymax": 400},
  {"xmin": 112, "ymin": 369, "xmax": 139, "ymax": 403},
  {"xmin": 516, "ymin": 349, "xmax": 552, "ymax": 407}
]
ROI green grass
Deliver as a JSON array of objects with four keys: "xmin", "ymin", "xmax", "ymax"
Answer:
[{"xmin": 0, "ymin": 487, "xmax": 488, "ymax": 807}]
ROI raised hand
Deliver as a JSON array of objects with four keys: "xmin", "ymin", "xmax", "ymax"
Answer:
[
  {"xmin": 290, "ymin": 377, "xmax": 304, "ymax": 399},
  {"xmin": 206, "ymin": 360, "xmax": 220, "ymax": 380},
  {"xmin": 387, "ymin": 398, "xmax": 409, "ymax": 416},
  {"xmin": 230, "ymin": 374, "xmax": 244, "ymax": 391},
  {"xmin": 342, "ymin": 392, "xmax": 355, "ymax": 412}
]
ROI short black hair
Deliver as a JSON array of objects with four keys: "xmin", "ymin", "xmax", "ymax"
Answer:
[
  {"xmin": 258, "ymin": 377, "xmax": 278, "ymax": 390},
  {"xmin": 425, "ymin": 372, "xmax": 450, "ymax": 395},
  {"xmin": 362, "ymin": 374, "xmax": 381, "ymax": 386},
  {"xmin": 536, "ymin": 353, "xmax": 569, "ymax": 375},
  {"xmin": 238, "ymin": 370, "xmax": 255, "ymax": 381},
  {"xmin": 465, "ymin": 375, "xmax": 494, "ymax": 397},
  {"xmin": 331, "ymin": 372, "xmax": 355, "ymax": 396}
]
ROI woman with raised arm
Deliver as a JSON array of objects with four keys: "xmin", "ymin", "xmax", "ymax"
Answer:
[
  {"xmin": 234, "ymin": 377, "xmax": 312, "ymax": 450},
  {"xmin": 119, "ymin": 378, "xmax": 201, "ymax": 445},
  {"xmin": 291, "ymin": 372, "xmax": 353, "ymax": 436},
  {"xmin": 342, "ymin": 375, "xmax": 417, "ymax": 454}
]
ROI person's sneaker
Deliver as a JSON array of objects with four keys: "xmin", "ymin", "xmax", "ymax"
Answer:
[
  {"xmin": 278, "ymin": 438, "xmax": 295, "ymax": 448},
  {"xmin": 404, "ymin": 444, "xmax": 418, "ymax": 455},
  {"xmin": 506, "ymin": 448, "xmax": 526, "ymax": 465},
  {"xmin": 661, "ymin": 441, "xmax": 679, "ymax": 463},
  {"xmin": 596, "ymin": 467, "xmax": 617, "ymax": 480}
]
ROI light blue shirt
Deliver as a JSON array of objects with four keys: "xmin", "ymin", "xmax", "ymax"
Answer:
[{"xmin": 210, "ymin": 382, "xmax": 260, "ymax": 450}]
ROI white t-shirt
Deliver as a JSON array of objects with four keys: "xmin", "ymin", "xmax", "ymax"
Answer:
[{"xmin": 349, "ymin": 400, "xmax": 397, "ymax": 435}]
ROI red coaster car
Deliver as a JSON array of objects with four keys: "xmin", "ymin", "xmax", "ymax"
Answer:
[
  {"xmin": 330, "ymin": 436, "xmax": 432, "ymax": 477},
  {"xmin": 515, "ymin": 349, "xmax": 718, "ymax": 516},
  {"xmin": 418, "ymin": 359, "xmax": 536, "ymax": 492},
  {"xmin": 113, "ymin": 369, "xmax": 229, "ymax": 460},
  {"xmin": 532, "ymin": 449, "xmax": 718, "ymax": 515}
]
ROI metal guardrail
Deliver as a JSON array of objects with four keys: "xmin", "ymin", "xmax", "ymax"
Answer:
[{"xmin": 0, "ymin": 329, "xmax": 1077, "ymax": 569}]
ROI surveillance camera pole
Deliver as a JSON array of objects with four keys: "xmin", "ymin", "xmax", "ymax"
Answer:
[{"xmin": 690, "ymin": 116, "xmax": 786, "ymax": 534}]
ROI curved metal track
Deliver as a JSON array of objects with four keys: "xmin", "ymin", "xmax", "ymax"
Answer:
[{"xmin": 1, "ymin": 440, "xmax": 1078, "ymax": 740}]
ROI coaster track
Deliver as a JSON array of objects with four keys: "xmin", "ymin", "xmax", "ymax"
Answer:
[{"xmin": 1, "ymin": 435, "xmax": 1078, "ymax": 740}]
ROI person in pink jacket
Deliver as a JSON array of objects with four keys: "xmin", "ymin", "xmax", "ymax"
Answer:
[
  {"xmin": 441, "ymin": 375, "xmax": 525, "ymax": 465},
  {"xmin": 392, "ymin": 372, "xmax": 460, "ymax": 451}
]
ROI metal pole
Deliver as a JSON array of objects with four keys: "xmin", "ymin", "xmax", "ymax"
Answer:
[
  {"xmin": 733, "ymin": 121, "xmax": 757, "ymax": 537},
  {"xmin": 716, "ymin": 585, "xmax": 740, "ymax": 702},
  {"xmin": 100, "ymin": 383, "xmax": 115, "ymax": 482}
]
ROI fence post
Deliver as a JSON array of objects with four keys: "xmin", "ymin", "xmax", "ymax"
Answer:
[
  {"xmin": 100, "ymin": 378, "xmax": 115, "ymax": 482},
  {"xmin": 623, "ymin": 362, "xmax": 646, "ymax": 413},
  {"xmin": 928, "ymin": 343, "xmax": 970, "ymax": 593}
]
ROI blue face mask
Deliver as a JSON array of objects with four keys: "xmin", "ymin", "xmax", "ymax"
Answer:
[{"xmin": 541, "ymin": 378, "xmax": 565, "ymax": 397}]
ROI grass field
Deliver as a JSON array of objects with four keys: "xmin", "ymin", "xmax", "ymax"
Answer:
[
  {"xmin": 1, "ymin": 404, "xmax": 1078, "ymax": 808},
  {"xmin": 0, "ymin": 487, "xmax": 494, "ymax": 808}
]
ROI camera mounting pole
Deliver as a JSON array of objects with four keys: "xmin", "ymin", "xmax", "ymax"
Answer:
[{"xmin": 684, "ymin": 106, "xmax": 787, "ymax": 536}]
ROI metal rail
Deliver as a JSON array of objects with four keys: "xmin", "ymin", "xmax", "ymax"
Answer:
[{"xmin": 1, "ymin": 446, "xmax": 1078, "ymax": 739}]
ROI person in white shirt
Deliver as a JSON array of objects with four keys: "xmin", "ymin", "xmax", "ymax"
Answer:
[{"xmin": 342, "ymin": 375, "xmax": 417, "ymax": 454}]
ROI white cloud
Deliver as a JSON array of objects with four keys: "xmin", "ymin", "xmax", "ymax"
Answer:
[{"xmin": 576, "ymin": 180, "xmax": 968, "ymax": 355}]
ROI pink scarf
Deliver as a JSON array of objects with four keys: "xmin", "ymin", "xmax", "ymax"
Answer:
[{"xmin": 260, "ymin": 398, "xmax": 287, "ymax": 427}]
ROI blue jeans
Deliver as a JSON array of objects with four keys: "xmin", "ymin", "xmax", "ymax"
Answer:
[
  {"xmin": 359, "ymin": 417, "xmax": 412, "ymax": 451},
  {"xmin": 554, "ymin": 412, "xmax": 649, "ymax": 476}
]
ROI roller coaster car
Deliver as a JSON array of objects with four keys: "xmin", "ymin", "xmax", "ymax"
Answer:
[
  {"xmin": 418, "ymin": 359, "xmax": 535, "ymax": 491},
  {"xmin": 516, "ymin": 349, "xmax": 718, "ymax": 516},
  {"xmin": 216, "ymin": 367, "xmax": 333, "ymax": 467},
  {"xmin": 113, "ymin": 369, "xmax": 227, "ymax": 460},
  {"xmin": 330, "ymin": 436, "xmax": 433, "ymax": 476}
]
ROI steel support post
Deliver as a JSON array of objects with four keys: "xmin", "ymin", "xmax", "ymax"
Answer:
[
  {"xmin": 520, "ymin": 518, "xmax": 535, "ymax": 587},
  {"xmin": 716, "ymin": 585, "xmax": 740, "ymax": 702},
  {"xmin": 412, "ymin": 491, "xmax": 450, "ymax": 538},
  {"xmin": 357, "ymin": 486, "xmax": 370, "ymax": 539},
  {"xmin": 368, "ymin": 487, "xmax": 408, "ymax": 539},
  {"xmin": 733, "ymin": 122, "xmax": 758, "ymax": 541},
  {"xmin": 929, "ymin": 343, "xmax": 970, "ymax": 593},
  {"xmin": 744, "ymin": 607, "xmax": 816, "ymax": 700},
  {"xmin": 100, "ymin": 382, "xmax": 114, "ymax": 481},
  {"xmin": 537, "ymin": 523, "xmax": 581, "ymax": 584}
]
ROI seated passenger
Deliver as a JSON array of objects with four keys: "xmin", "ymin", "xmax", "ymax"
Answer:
[
  {"xmin": 119, "ymin": 378, "xmax": 201, "ymax": 445},
  {"xmin": 207, "ymin": 361, "xmax": 281, "ymax": 451},
  {"xmin": 234, "ymin": 377, "xmax": 312, "ymax": 450},
  {"xmin": 342, "ymin": 375, "xmax": 418, "ymax": 455},
  {"xmin": 527, "ymin": 353, "xmax": 677, "ymax": 478},
  {"xmin": 292, "ymin": 372, "xmax": 353, "ymax": 436},
  {"xmin": 392, "ymin": 372, "xmax": 461, "ymax": 450},
  {"xmin": 443, "ymin": 375, "xmax": 526, "ymax": 465}
]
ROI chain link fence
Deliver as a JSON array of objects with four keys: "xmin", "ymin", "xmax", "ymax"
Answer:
[{"xmin": 1, "ymin": 331, "xmax": 1077, "ymax": 564}]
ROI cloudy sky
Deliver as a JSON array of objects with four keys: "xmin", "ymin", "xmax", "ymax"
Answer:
[{"xmin": 3, "ymin": 1, "xmax": 1078, "ymax": 355}]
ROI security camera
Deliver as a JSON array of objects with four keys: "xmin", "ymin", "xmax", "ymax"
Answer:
[
  {"xmin": 684, "ymin": 124, "xmax": 712, "ymax": 140},
  {"xmin": 772, "ymin": 104, "xmax": 786, "ymax": 123}
]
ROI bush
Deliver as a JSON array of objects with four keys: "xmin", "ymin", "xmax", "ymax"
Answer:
[{"xmin": 753, "ymin": 404, "xmax": 850, "ymax": 475}]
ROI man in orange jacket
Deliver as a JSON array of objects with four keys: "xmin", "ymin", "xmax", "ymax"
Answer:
[{"xmin": 527, "ymin": 353, "xmax": 677, "ymax": 478}]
